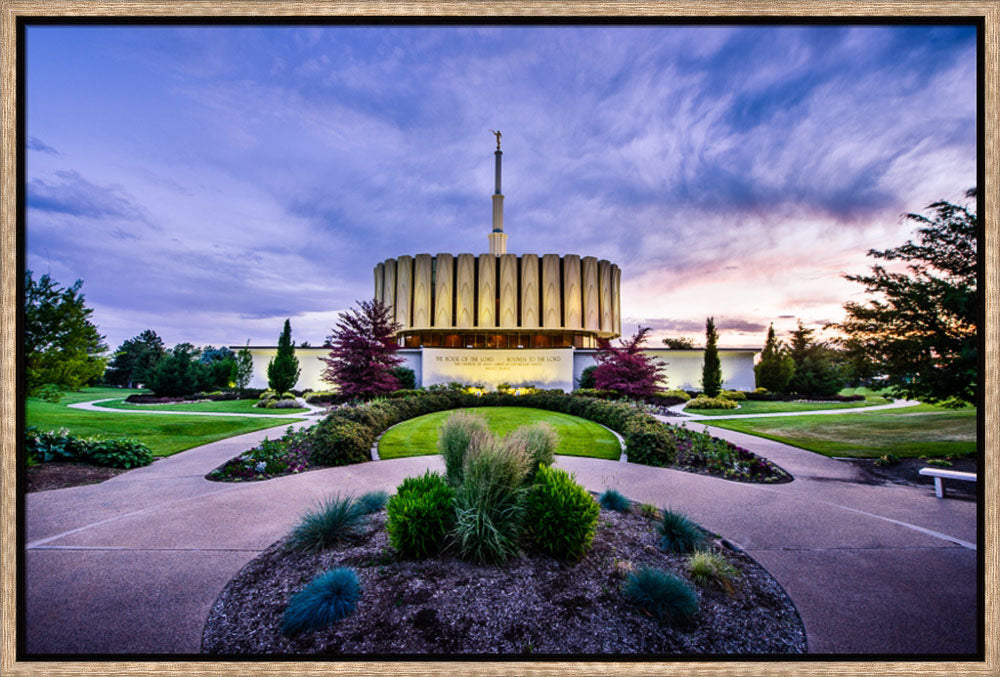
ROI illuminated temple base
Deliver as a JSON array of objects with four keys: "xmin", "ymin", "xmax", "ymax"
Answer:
[{"xmin": 239, "ymin": 346, "xmax": 759, "ymax": 393}]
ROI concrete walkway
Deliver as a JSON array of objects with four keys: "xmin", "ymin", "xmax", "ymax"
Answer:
[
  {"xmin": 68, "ymin": 397, "xmax": 328, "ymax": 419},
  {"xmin": 24, "ymin": 415, "xmax": 977, "ymax": 656},
  {"xmin": 664, "ymin": 397, "xmax": 921, "ymax": 420}
]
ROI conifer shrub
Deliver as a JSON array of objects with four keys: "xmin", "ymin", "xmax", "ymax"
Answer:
[
  {"xmin": 718, "ymin": 390, "xmax": 747, "ymax": 401},
  {"xmin": 386, "ymin": 472, "xmax": 455, "ymax": 558},
  {"xmin": 288, "ymin": 494, "xmax": 367, "ymax": 552},
  {"xmin": 438, "ymin": 411, "xmax": 492, "ymax": 486},
  {"xmin": 623, "ymin": 416, "xmax": 677, "ymax": 466},
  {"xmin": 452, "ymin": 435, "xmax": 529, "ymax": 564},
  {"xmin": 687, "ymin": 549, "xmax": 739, "ymax": 593},
  {"xmin": 281, "ymin": 567, "xmax": 360, "ymax": 636},
  {"xmin": 657, "ymin": 509, "xmax": 703, "ymax": 554},
  {"xmin": 622, "ymin": 567, "xmax": 699, "ymax": 626},
  {"xmin": 599, "ymin": 488, "xmax": 630, "ymax": 512},
  {"xmin": 310, "ymin": 418, "xmax": 375, "ymax": 466},
  {"xmin": 505, "ymin": 421, "xmax": 558, "ymax": 482},
  {"xmin": 685, "ymin": 396, "xmax": 739, "ymax": 410},
  {"xmin": 525, "ymin": 465, "xmax": 600, "ymax": 561}
]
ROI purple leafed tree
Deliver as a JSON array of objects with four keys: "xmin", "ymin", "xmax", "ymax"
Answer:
[
  {"xmin": 322, "ymin": 299, "xmax": 404, "ymax": 398},
  {"xmin": 593, "ymin": 326, "xmax": 666, "ymax": 397}
]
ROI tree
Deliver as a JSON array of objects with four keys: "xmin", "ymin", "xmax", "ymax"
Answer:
[
  {"xmin": 199, "ymin": 346, "xmax": 236, "ymax": 389},
  {"xmin": 754, "ymin": 323, "xmax": 795, "ymax": 392},
  {"xmin": 662, "ymin": 336, "xmax": 695, "ymax": 349},
  {"xmin": 833, "ymin": 190, "xmax": 977, "ymax": 405},
  {"xmin": 322, "ymin": 299, "xmax": 403, "ymax": 398},
  {"xmin": 234, "ymin": 341, "xmax": 254, "ymax": 393},
  {"xmin": 267, "ymin": 319, "xmax": 301, "ymax": 393},
  {"xmin": 701, "ymin": 317, "xmax": 722, "ymax": 397},
  {"xmin": 24, "ymin": 270, "xmax": 108, "ymax": 394},
  {"xmin": 146, "ymin": 344, "xmax": 213, "ymax": 397},
  {"xmin": 593, "ymin": 326, "xmax": 666, "ymax": 397},
  {"xmin": 787, "ymin": 320, "xmax": 844, "ymax": 396},
  {"xmin": 390, "ymin": 365, "xmax": 416, "ymax": 390},
  {"xmin": 576, "ymin": 365, "xmax": 597, "ymax": 390},
  {"xmin": 104, "ymin": 329, "xmax": 167, "ymax": 388}
]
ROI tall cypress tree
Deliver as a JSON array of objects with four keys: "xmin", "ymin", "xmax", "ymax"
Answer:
[
  {"xmin": 267, "ymin": 319, "xmax": 300, "ymax": 393},
  {"xmin": 701, "ymin": 316, "xmax": 722, "ymax": 397}
]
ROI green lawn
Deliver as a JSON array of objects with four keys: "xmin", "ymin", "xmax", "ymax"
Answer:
[
  {"xmin": 702, "ymin": 404, "xmax": 977, "ymax": 458},
  {"xmin": 378, "ymin": 406, "xmax": 622, "ymax": 461},
  {"xmin": 93, "ymin": 397, "xmax": 308, "ymax": 415},
  {"xmin": 688, "ymin": 396, "xmax": 891, "ymax": 416},
  {"xmin": 26, "ymin": 387, "xmax": 306, "ymax": 457}
]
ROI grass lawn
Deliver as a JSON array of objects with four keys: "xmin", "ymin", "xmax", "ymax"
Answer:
[
  {"xmin": 702, "ymin": 404, "xmax": 977, "ymax": 458},
  {"xmin": 93, "ymin": 397, "xmax": 309, "ymax": 415},
  {"xmin": 378, "ymin": 406, "xmax": 621, "ymax": 461},
  {"xmin": 688, "ymin": 396, "xmax": 891, "ymax": 416},
  {"xmin": 26, "ymin": 387, "xmax": 306, "ymax": 457}
]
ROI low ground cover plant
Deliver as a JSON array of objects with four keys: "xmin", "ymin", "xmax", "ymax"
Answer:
[
  {"xmin": 599, "ymin": 488, "xmax": 630, "ymax": 512},
  {"xmin": 687, "ymin": 550, "xmax": 739, "ymax": 594},
  {"xmin": 658, "ymin": 509, "xmax": 703, "ymax": 554},
  {"xmin": 208, "ymin": 427, "xmax": 312, "ymax": 481},
  {"xmin": 26, "ymin": 427, "xmax": 153, "ymax": 469},
  {"xmin": 622, "ymin": 567, "xmax": 699, "ymax": 627},
  {"xmin": 208, "ymin": 390, "xmax": 789, "ymax": 484},
  {"xmin": 281, "ymin": 567, "xmax": 361, "ymax": 637}
]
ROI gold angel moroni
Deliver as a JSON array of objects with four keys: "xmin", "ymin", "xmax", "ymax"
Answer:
[{"xmin": 490, "ymin": 129, "xmax": 502, "ymax": 150}]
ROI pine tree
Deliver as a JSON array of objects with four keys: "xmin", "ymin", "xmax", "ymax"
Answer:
[
  {"xmin": 754, "ymin": 323, "xmax": 795, "ymax": 392},
  {"xmin": 322, "ymin": 299, "xmax": 403, "ymax": 398},
  {"xmin": 593, "ymin": 326, "xmax": 666, "ymax": 397},
  {"xmin": 105, "ymin": 329, "xmax": 166, "ymax": 388},
  {"xmin": 787, "ymin": 320, "xmax": 843, "ymax": 396},
  {"xmin": 234, "ymin": 340, "xmax": 254, "ymax": 393},
  {"xmin": 701, "ymin": 317, "xmax": 722, "ymax": 397},
  {"xmin": 267, "ymin": 319, "xmax": 300, "ymax": 393}
]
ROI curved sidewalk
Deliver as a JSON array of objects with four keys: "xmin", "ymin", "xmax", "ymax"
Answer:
[
  {"xmin": 24, "ymin": 421, "xmax": 977, "ymax": 656},
  {"xmin": 664, "ymin": 397, "xmax": 921, "ymax": 420},
  {"xmin": 68, "ymin": 397, "xmax": 327, "ymax": 419}
]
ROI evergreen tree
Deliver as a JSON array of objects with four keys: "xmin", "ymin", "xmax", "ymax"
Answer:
[
  {"xmin": 234, "ymin": 341, "xmax": 254, "ymax": 393},
  {"xmin": 593, "ymin": 326, "xmax": 666, "ymax": 397},
  {"xmin": 662, "ymin": 336, "xmax": 695, "ymax": 349},
  {"xmin": 322, "ymin": 299, "xmax": 403, "ymax": 397},
  {"xmin": 833, "ymin": 189, "xmax": 977, "ymax": 405},
  {"xmin": 701, "ymin": 317, "xmax": 722, "ymax": 397},
  {"xmin": 754, "ymin": 323, "xmax": 795, "ymax": 392},
  {"xmin": 24, "ymin": 270, "xmax": 108, "ymax": 394},
  {"xmin": 267, "ymin": 319, "xmax": 300, "ymax": 393},
  {"xmin": 105, "ymin": 329, "xmax": 166, "ymax": 388},
  {"xmin": 788, "ymin": 320, "xmax": 844, "ymax": 396},
  {"xmin": 146, "ymin": 344, "xmax": 213, "ymax": 396},
  {"xmin": 576, "ymin": 365, "xmax": 597, "ymax": 390}
]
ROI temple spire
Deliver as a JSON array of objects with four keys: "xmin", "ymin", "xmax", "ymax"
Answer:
[{"xmin": 488, "ymin": 129, "xmax": 507, "ymax": 255}]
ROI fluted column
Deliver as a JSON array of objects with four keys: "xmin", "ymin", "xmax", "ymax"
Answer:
[
  {"xmin": 433, "ymin": 254, "xmax": 454, "ymax": 328},
  {"xmin": 498, "ymin": 253, "xmax": 518, "ymax": 328},
  {"xmin": 455, "ymin": 253, "xmax": 475, "ymax": 328},
  {"xmin": 519, "ymin": 254, "xmax": 540, "ymax": 328},
  {"xmin": 395, "ymin": 255, "xmax": 413, "ymax": 330},
  {"xmin": 541, "ymin": 254, "xmax": 561, "ymax": 328},
  {"xmin": 581, "ymin": 256, "xmax": 599, "ymax": 332},
  {"xmin": 382, "ymin": 258, "xmax": 397, "ymax": 322},
  {"xmin": 562, "ymin": 255, "xmax": 582, "ymax": 329},
  {"xmin": 477, "ymin": 255, "xmax": 497, "ymax": 327},
  {"xmin": 412, "ymin": 254, "xmax": 432, "ymax": 329},
  {"xmin": 598, "ymin": 259, "xmax": 612, "ymax": 334},
  {"xmin": 374, "ymin": 262, "xmax": 384, "ymax": 305}
]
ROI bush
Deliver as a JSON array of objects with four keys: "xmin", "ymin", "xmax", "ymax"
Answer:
[
  {"xmin": 623, "ymin": 416, "xmax": 676, "ymax": 466},
  {"xmin": 311, "ymin": 418, "xmax": 374, "ymax": 466},
  {"xmin": 685, "ymin": 396, "xmax": 739, "ymax": 410},
  {"xmin": 660, "ymin": 389, "xmax": 691, "ymax": 402},
  {"xmin": 622, "ymin": 567, "xmax": 699, "ymax": 626},
  {"xmin": 207, "ymin": 426, "xmax": 312, "ymax": 481},
  {"xmin": 288, "ymin": 494, "xmax": 367, "ymax": 552},
  {"xmin": 437, "ymin": 411, "xmax": 492, "ymax": 486},
  {"xmin": 281, "ymin": 567, "xmax": 360, "ymax": 637},
  {"xmin": 452, "ymin": 435, "xmax": 529, "ymax": 564},
  {"xmin": 357, "ymin": 490, "xmax": 389, "ymax": 514},
  {"xmin": 505, "ymin": 421, "xmax": 558, "ymax": 481},
  {"xmin": 25, "ymin": 428, "xmax": 153, "ymax": 469},
  {"xmin": 658, "ymin": 509, "xmax": 703, "ymax": 554},
  {"xmin": 577, "ymin": 365, "xmax": 597, "ymax": 390},
  {"xmin": 386, "ymin": 472, "xmax": 455, "ymax": 558},
  {"xmin": 599, "ymin": 488, "xmax": 630, "ymax": 512},
  {"xmin": 390, "ymin": 366, "xmax": 417, "ymax": 390},
  {"xmin": 525, "ymin": 465, "xmax": 600, "ymax": 561},
  {"xmin": 687, "ymin": 550, "xmax": 739, "ymax": 593},
  {"xmin": 259, "ymin": 390, "xmax": 276, "ymax": 400},
  {"xmin": 718, "ymin": 390, "xmax": 747, "ymax": 401},
  {"xmin": 85, "ymin": 438, "xmax": 154, "ymax": 469}
]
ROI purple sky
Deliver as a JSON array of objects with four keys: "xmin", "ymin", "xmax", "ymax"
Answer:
[{"xmin": 24, "ymin": 24, "xmax": 977, "ymax": 351}]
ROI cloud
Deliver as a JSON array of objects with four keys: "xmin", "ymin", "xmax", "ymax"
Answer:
[
  {"xmin": 27, "ymin": 136, "xmax": 60, "ymax": 155},
  {"xmin": 27, "ymin": 170, "xmax": 147, "ymax": 222}
]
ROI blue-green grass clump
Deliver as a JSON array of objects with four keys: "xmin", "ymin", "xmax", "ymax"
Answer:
[
  {"xmin": 622, "ymin": 567, "xmax": 699, "ymax": 626},
  {"xmin": 657, "ymin": 509, "xmax": 703, "ymax": 554},
  {"xmin": 289, "ymin": 494, "xmax": 366, "ymax": 552},
  {"xmin": 356, "ymin": 490, "xmax": 389, "ymax": 514},
  {"xmin": 598, "ymin": 488, "xmax": 630, "ymax": 512},
  {"xmin": 281, "ymin": 567, "xmax": 360, "ymax": 636}
]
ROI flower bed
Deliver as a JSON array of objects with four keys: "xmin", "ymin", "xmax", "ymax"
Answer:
[{"xmin": 205, "ymin": 391, "xmax": 791, "ymax": 484}]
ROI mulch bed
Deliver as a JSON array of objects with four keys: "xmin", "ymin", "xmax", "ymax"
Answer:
[
  {"xmin": 845, "ymin": 456, "xmax": 978, "ymax": 499},
  {"xmin": 26, "ymin": 462, "xmax": 129, "ymax": 493},
  {"xmin": 202, "ymin": 507, "xmax": 806, "ymax": 656}
]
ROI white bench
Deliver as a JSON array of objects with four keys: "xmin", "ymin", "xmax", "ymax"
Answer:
[{"xmin": 918, "ymin": 467, "xmax": 976, "ymax": 498}]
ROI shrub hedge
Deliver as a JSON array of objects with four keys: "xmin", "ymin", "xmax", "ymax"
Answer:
[{"xmin": 26, "ymin": 427, "xmax": 153, "ymax": 469}]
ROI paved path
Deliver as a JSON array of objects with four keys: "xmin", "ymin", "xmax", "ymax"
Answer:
[
  {"xmin": 24, "ymin": 413, "xmax": 977, "ymax": 656},
  {"xmin": 664, "ymin": 398, "xmax": 921, "ymax": 420},
  {"xmin": 68, "ymin": 397, "xmax": 328, "ymax": 419}
]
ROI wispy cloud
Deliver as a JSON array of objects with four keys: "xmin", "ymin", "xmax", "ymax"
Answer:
[{"xmin": 27, "ymin": 136, "xmax": 60, "ymax": 155}]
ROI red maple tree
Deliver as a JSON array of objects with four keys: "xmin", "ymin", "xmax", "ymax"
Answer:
[
  {"xmin": 593, "ymin": 326, "xmax": 666, "ymax": 397},
  {"xmin": 322, "ymin": 299, "xmax": 403, "ymax": 397}
]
